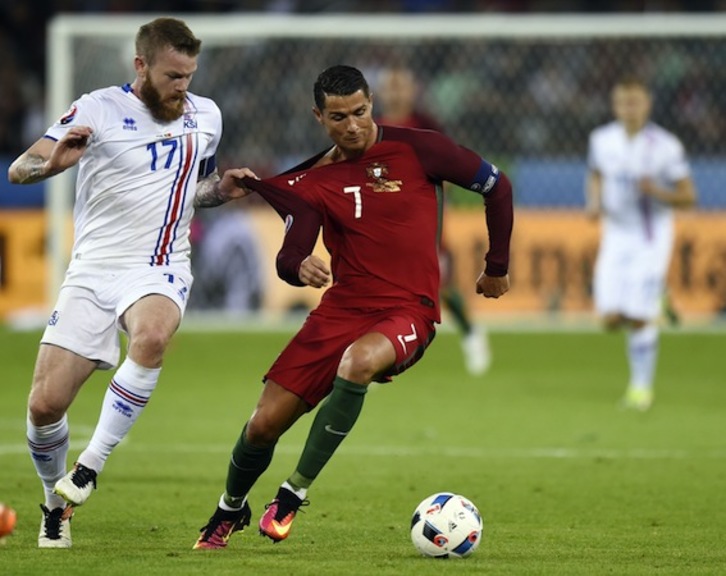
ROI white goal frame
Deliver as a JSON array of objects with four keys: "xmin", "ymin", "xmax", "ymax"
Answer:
[{"xmin": 46, "ymin": 12, "xmax": 726, "ymax": 307}]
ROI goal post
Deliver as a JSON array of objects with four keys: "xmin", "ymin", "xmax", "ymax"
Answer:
[{"xmin": 46, "ymin": 13, "xmax": 726, "ymax": 319}]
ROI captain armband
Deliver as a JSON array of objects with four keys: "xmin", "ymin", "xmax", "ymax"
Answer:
[
  {"xmin": 198, "ymin": 155, "xmax": 217, "ymax": 179},
  {"xmin": 469, "ymin": 160, "xmax": 500, "ymax": 195}
]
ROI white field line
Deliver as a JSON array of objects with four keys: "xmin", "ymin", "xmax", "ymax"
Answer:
[
  {"xmin": 2, "ymin": 419, "xmax": 723, "ymax": 459},
  {"xmin": 1, "ymin": 440, "xmax": 724, "ymax": 460}
]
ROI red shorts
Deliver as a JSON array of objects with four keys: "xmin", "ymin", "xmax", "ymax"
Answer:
[{"xmin": 265, "ymin": 304, "xmax": 436, "ymax": 408}]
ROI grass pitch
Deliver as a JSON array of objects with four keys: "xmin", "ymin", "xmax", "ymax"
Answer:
[{"xmin": 0, "ymin": 325, "xmax": 724, "ymax": 575}]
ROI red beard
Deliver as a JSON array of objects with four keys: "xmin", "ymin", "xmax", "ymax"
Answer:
[{"xmin": 140, "ymin": 78, "xmax": 185, "ymax": 123}]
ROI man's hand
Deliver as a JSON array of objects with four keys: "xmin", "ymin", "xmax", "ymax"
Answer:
[
  {"xmin": 8, "ymin": 126, "xmax": 92, "ymax": 184},
  {"xmin": 219, "ymin": 167, "xmax": 259, "ymax": 201},
  {"xmin": 475, "ymin": 272, "xmax": 510, "ymax": 299},
  {"xmin": 195, "ymin": 167, "xmax": 259, "ymax": 208},
  {"xmin": 48, "ymin": 126, "xmax": 93, "ymax": 174},
  {"xmin": 298, "ymin": 255, "xmax": 330, "ymax": 288},
  {"xmin": 638, "ymin": 177, "xmax": 659, "ymax": 198}
]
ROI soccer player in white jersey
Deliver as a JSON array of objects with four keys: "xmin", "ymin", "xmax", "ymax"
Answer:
[
  {"xmin": 585, "ymin": 76, "xmax": 696, "ymax": 411},
  {"xmin": 7, "ymin": 17, "xmax": 252, "ymax": 548}
]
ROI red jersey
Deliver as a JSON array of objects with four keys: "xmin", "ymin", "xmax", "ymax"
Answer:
[{"xmin": 244, "ymin": 125, "xmax": 512, "ymax": 323}]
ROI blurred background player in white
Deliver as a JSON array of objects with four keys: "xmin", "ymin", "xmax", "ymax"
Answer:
[
  {"xmin": 585, "ymin": 76, "xmax": 696, "ymax": 411},
  {"xmin": 376, "ymin": 65, "xmax": 491, "ymax": 375},
  {"xmin": 7, "ymin": 17, "xmax": 252, "ymax": 548}
]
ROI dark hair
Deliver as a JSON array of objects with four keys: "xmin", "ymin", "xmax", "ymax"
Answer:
[
  {"xmin": 313, "ymin": 65, "xmax": 370, "ymax": 110},
  {"xmin": 136, "ymin": 17, "xmax": 202, "ymax": 65}
]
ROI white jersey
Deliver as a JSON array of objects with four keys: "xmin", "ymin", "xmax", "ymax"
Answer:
[
  {"xmin": 587, "ymin": 121, "xmax": 690, "ymax": 245},
  {"xmin": 588, "ymin": 121, "xmax": 690, "ymax": 319},
  {"xmin": 46, "ymin": 84, "xmax": 222, "ymax": 267}
]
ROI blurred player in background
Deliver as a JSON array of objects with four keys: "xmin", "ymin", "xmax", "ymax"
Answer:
[
  {"xmin": 193, "ymin": 65, "xmax": 512, "ymax": 549},
  {"xmin": 585, "ymin": 76, "xmax": 696, "ymax": 411},
  {"xmin": 8, "ymin": 17, "xmax": 253, "ymax": 548},
  {"xmin": 376, "ymin": 65, "xmax": 491, "ymax": 375},
  {"xmin": 190, "ymin": 203, "xmax": 264, "ymax": 314}
]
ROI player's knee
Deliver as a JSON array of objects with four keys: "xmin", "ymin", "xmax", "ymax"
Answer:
[
  {"xmin": 27, "ymin": 387, "xmax": 66, "ymax": 425},
  {"xmin": 129, "ymin": 325, "xmax": 171, "ymax": 362},
  {"xmin": 245, "ymin": 413, "xmax": 283, "ymax": 447},
  {"xmin": 338, "ymin": 344, "xmax": 378, "ymax": 384}
]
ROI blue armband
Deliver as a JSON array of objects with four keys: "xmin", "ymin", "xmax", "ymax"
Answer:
[
  {"xmin": 198, "ymin": 155, "xmax": 217, "ymax": 179},
  {"xmin": 470, "ymin": 159, "xmax": 500, "ymax": 195}
]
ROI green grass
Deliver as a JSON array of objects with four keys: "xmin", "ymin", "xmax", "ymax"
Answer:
[{"xmin": 1, "ymin": 326, "xmax": 725, "ymax": 575}]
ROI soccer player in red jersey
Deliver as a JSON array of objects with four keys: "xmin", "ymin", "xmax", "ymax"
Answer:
[{"xmin": 194, "ymin": 65, "xmax": 513, "ymax": 549}]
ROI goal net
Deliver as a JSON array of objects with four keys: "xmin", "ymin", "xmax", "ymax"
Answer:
[{"xmin": 47, "ymin": 13, "xmax": 726, "ymax": 321}]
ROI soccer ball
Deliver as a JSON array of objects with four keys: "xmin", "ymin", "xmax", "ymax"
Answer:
[
  {"xmin": 410, "ymin": 492, "xmax": 483, "ymax": 558},
  {"xmin": 0, "ymin": 502, "xmax": 17, "ymax": 540}
]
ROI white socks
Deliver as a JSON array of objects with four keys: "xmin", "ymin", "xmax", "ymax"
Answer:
[
  {"xmin": 282, "ymin": 480, "xmax": 308, "ymax": 501},
  {"xmin": 27, "ymin": 414, "xmax": 69, "ymax": 510},
  {"xmin": 78, "ymin": 357, "xmax": 160, "ymax": 474},
  {"xmin": 219, "ymin": 493, "xmax": 247, "ymax": 512},
  {"xmin": 627, "ymin": 324, "xmax": 659, "ymax": 391}
]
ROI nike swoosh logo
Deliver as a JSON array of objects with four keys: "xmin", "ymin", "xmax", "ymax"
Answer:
[
  {"xmin": 324, "ymin": 424, "xmax": 348, "ymax": 437},
  {"xmin": 269, "ymin": 519, "xmax": 292, "ymax": 537}
]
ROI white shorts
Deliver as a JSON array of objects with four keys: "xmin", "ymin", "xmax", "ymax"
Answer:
[
  {"xmin": 593, "ymin": 234, "xmax": 671, "ymax": 322},
  {"xmin": 41, "ymin": 262, "xmax": 193, "ymax": 370}
]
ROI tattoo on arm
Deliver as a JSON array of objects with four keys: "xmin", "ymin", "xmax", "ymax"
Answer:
[
  {"xmin": 12, "ymin": 153, "xmax": 49, "ymax": 184},
  {"xmin": 194, "ymin": 174, "xmax": 226, "ymax": 208}
]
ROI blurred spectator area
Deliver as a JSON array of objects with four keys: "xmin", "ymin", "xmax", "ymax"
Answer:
[
  {"xmin": 2, "ymin": 3, "xmax": 725, "ymax": 209},
  {"xmin": 1, "ymin": 0, "xmax": 725, "ymax": 154},
  {"xmin": 1, "ymin": 4, "xmax": 725, "ymax": 318}
]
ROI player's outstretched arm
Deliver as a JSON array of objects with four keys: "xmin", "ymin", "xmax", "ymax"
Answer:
[
  {"xmin": 194, "ymin": 167, "xmax": 259, "ymax": 208},
  {"xmin": 482, "ymin": 171, "xmax": 513, "ymax": 278},
  {"xmin": 8, "ymin": 126, "xmax": 92, "ymax": 184}
]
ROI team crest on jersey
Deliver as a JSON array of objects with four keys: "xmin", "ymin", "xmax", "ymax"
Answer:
[
  {"xmin": 183, "ymin": 112, "xmax": 198, "ymax": 130},
  {"xmin": 365, "ymin": 162, "xmax": 402, "ymax": 193},
  {"xmin": 58, "ymin": 105, "xmax": 78, "ymax": 125}
]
